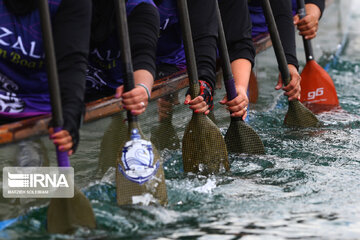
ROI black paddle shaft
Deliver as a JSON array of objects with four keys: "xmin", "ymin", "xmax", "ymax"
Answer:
[
  {"xmin": 297, "ymin": 0, "xmax": 314, "ymax": 61},
  {"xmin": 177, "ymin": 0, "xmax": 200, "ymax": 99},
  {"xmin": 261, "ymin": 0, "xmax": 291, "ymax": 86},
  {"xmin": 215, "ymin": 2, "xmax": 243, "ymax": 123},
  {"xmin": 215, "ymin": 3, "xmax": 237, "ymax": 101},
  {"xmin": 38, "ymin": 0, "xmax": 63, "ymax": 128},
  {"xmin": 114, "ymin": 0, "xmax": 137, "ymax": 122}
]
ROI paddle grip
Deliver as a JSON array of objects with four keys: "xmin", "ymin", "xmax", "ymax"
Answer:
[
  {"xmin": 115, "ymin": 0, "xmax": 137, "ymax": 123},
  {"xmin": 261, "ymin": 0, "xmax": 291, "ymax": 86},
  {"xmin": 297, "ymin": 0, "xmax": 314, "ymax": 62},
  {"xmin": 224, "ymin": 79, "xmax": 238, "ymax": 101},
  {"xmin": 177, "ymin": 0, "xmax": 200, "ymax": 99},
  {"xmin": 54, "ymin": 127, "xmax": 70, "ymax": 167}
]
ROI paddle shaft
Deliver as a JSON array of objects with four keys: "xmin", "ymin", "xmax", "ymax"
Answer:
[
  {"xmin": 177, "ymin": 0, "xmax": 200, "ymax": 99},
  {"xmin": 261, "ymin": 0, "xmax": 291, "ymax": 86},
  {"xmin": 38, "ymin": 0, "xmax": 69, "ymax": 166},
  {"xmin": 114, "ymin": 0, "xmax": 137, "ymax": 123},
  {"xmin": 215, "ymin": 3, "xmax": 237, "ymax": 101},
  {"xmin": 215, "ymin": 2, "xmax": 244, "ymax": 122},
  {"xmin": 297, "ymin": 0, "xmax": 314, "ymax": 61}
]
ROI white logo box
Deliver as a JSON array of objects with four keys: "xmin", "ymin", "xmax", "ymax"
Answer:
[{"xmin": 2, "ymin": 167, "xmax": 74, "ymax": 198}]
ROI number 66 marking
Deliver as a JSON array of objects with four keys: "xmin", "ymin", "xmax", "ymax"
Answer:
[{"xmin": 308, "ymin": 87, "xmax": 324, "ymax": 100}]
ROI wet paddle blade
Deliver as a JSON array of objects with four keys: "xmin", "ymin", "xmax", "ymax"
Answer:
[
  {"xmin": 98, "ymin": 113, "xmax": 127, "ymax": 175},
  {"xmin": 300, "ymin": 60, "xmax": 340, "ymax": 113},
  {"xmin": 47, "ymin": 188, "xmax": 96, "ymax": 234},
  {"xmin": 150, "ymin": 96, "xmax": 180, "ymax": 150},
  {"xmin": 182, "ymin": 114, "xmax": 229, "ymax": 174},
  {"xmin": 284, "ymin": 100, "xmax": 321, "ymax": 127},
  {"xmin": 116, "ymin": 124, "xmax": 167, "ymax": 206},
  {"xmin": 207, "ymin": 111, "xmax": 217, "ymax": 125},
  {"xmin": 151, "ymin": 119, "xmax": 180, "ymax": 151},
  {"xmin": 225, "ymin": 118, "xmax": 265, "ymax": 154}
]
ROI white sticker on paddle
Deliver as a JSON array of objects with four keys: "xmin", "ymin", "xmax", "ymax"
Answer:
[{"xmin": 118, "ymin": 129, "xmax": 159, "ymax": 184}]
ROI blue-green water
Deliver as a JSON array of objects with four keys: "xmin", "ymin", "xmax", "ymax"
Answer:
[{"xmin": 1, "ymin": 1, "xmax": 360, "ymax": 239}]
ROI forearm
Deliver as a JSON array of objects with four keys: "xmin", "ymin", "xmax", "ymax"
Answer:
[
  {"xmin": 270, "ymin": 0, "xmax": 298, "ymax": 69},
  {"xmin": 53, "ymin": 0, "xmax": 91, "ymax": 151},
  {"xmin": 219, "ymin": 0, "xmax": 255, "ymax": 66},
  {"xmin": 188, "ymin": 0, "xmax": 218, "ymax": 89},
  {"xmin": 134, "ymin": 69, "xmax": 154, "ymax": 97},
  {"xmin": 192, "ymin": 37, "xmax": 218, "ymax": 89},
  {"xmin": 57, "ymin": 56, "xmax": 87, "ymax": 134},
  {"xmin": 305, "ymin": 0, "xmax": 325, "ymax": 17},
  {"xmin": 129, "ymin": 3, "xmax": 160, "ymax": 79},
  {"xmin": 231, "ymin": 59, "xmax": 251, "ymax": 92}
]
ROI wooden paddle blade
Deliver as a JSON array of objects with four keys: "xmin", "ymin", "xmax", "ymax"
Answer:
[
  {"xmin": 300, "ymin": 60, "xmax": 340, "ymax": 113},
  {"xmin": 248, "ymin": 70, "xmax": 259, "ymax": 103},
  {"xmin": 207, "ymin": 111, "xmax": 217, "ymax": 124},
  {"xmin": 150, "ymin": 96, "xmax": 180, "ymax": 150},
  {"xmin": 47, "ymin": 188, "xmax": 96, "ymax": 234},
  {"xmin": 284, "ymin": 100, "xmax": 321, "ymax": 127},
  {"xmin": 151, "ymin": 119, "xmax": 180, "ymax": 150},
  {"xmin": 225, "ymin": 118, "xmax": 265, "ymax": 154},
  {"xmin": 98, "ymin": 113, "xmax": 127, "ymax": 174},
  {"xmin": 116, "ymin": 125, "xmax": 167, "ymax": 206},
  {"xmin": 182, "ymin": 114, "xmax": 229, "ymax": 174}
]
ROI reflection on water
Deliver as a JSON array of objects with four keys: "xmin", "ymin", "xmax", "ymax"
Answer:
[{"xmin": 1, "ymin": 0, "xmax": 360, "ymax": 239}]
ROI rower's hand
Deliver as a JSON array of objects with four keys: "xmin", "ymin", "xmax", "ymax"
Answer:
[
  {"xmin": 294, "ymin": 14, "xmax": 318, "ymax": 39},
  {"xmin": 275, "ymin": 64, "xmax": 301, "ymax": 101},
  {"xmin": 115, "ymin": 85, "xmax": 149, "ymax": 115},
  {"xmin": 220, "ymin": 87, "xmax": 248, "ymax": 120},
  {"xmin": 49, "ymin": 128, "xmax": 73, "ymax": 156},
  {"xmin": 184, "ymin": 80, "xmax": 213, "ymax": 115},
  {"xmin": 293, "ymin": 4, "xmax": 321, "ymax": 40}
]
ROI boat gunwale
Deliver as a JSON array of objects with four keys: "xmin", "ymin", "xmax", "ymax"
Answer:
[{"xmin": 0, "ymin": 33, "xmax": 271, "ymax": 146}]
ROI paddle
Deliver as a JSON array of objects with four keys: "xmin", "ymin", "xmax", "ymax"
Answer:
[
  {"xmin": 177, "ymin": 0, "xmax": 229, "ymax": 174},
  {"xmin": 261, "ymin": 0, "xmax": 320, "ymax": 127},
  {"xmin": 297, "ymin": 0, "xmax": 340, "ymax": 113},
  {"xmin": 150, "ymin": 96, "xmax": 181, "ymax": 151},
  {"xmin": 98, "ymin": 113, "xmax": 127, "ymax": 175},
  {"xmin": 215, "ymin": 3, "xmax": 265, "ymax": 154},
  {"xmin": 114, "ymin": 0, "xmax": 167, "ymax": 205},
  {"xmin": 38, "ymin": 0, "xmax": 96, "ymax": 233}
]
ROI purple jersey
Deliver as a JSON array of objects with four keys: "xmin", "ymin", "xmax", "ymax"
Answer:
[
  {"xmin": 248, "ymin": 0, "xmax": 268, "ymax": 38},
  {"xmin": 249, "ymin": 0, "xmax": 298, "ymax": 38},
  {"xmin": 0, "ymin": 0, "xmax": 61, "ymax": 118},
  {"xmin": 292, "ymin": 0, "xmax": 298, "ymax": 16},
  {"xmin": 86, "ymin": 0, "xmax": 156, "ymax": 94},
  {"xmin": 156, "ymin": 0, "xmax": 186, "ymax": 71}
]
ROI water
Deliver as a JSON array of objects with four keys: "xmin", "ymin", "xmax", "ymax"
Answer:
[{"xmin": 1, "ymin": 0, "xmax": 360, "ymax": 239}]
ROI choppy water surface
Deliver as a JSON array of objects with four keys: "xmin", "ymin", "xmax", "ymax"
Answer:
[{"xmin": 1, "ymin": 1, "xmax": 360, "ymax": 239}]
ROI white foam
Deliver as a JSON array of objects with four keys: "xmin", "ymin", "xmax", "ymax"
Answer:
[
  {"xmin": 132, "ymin": 193, "xmax": 157, "ymax": 205},
  {"xmin": 194, "ymin": 178, "xmax": 217, "ymax": 194}
]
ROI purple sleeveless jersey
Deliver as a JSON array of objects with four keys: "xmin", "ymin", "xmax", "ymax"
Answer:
[
  {"xmin": 249, "ymin": 0, "xmax": 297, "ymax": 38},
  {"xmin": 156, "ymin": 0, "xmax": 186, "ymax": 71},
  {"xmin": 86, "ymin": 0, "xmax": 156, "ymax": 94},
  {"xmin": 0, "ymin": 0, "xmax": 61, "ymax": 118}
]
